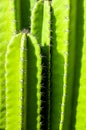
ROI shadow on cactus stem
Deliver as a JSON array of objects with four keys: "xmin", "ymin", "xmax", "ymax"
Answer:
[
  {"xmin": 41, "ymin": 45, "xmax": 50, "ymax": 130},
  {"xmin": 21, "ymin": 0, "xmax": 31, "ymax": 30},
  {"xmin": 50, "ymin": 7, "xmax": 64, "ymax": 130},
  {"xmin": 70, "ymin": 0, "xmax": 84, "ymax": 129},
  {"xmin": 26, "ymin": 37, "xmax": 38, "ymax": 130}
]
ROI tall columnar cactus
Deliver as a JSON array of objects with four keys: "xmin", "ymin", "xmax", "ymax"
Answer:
[
  {"xmin": 71, "ymin": 0, "xmax": 86, "ymax": 130},
  {"xmin": 50, "ymin": 0, "xmax": 70, "ymax": 130},
  {"xmin": 26, "ymin": 34, "xmax": 42, "ymax": 130},
  {"xmin": 0, "ymin": 0, "xmax": 16, "ymax": 128},
  {"xmin": 31, "ymin": 0, "xmax": 51, "ymax": 129},
  {"xmin": 5, "ymin": 33, "xmax": 26, "ymax": 130},
  {"xmin": 61, "ymin": 0, "xmax": 77, "ymax": 130},
  {"xmin": 5, "ymin": 33, "xmax": 42, "ymax": 130},
  {"xmin": 0, "ymin": 0, "xmax": 86, "ymax": 130}
]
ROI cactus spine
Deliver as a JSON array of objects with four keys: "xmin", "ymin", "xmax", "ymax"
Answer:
[{"xmin": 75, "ymin": 0, "xmax": 86, "ymax": 127}]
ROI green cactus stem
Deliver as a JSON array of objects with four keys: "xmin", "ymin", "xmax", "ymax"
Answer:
[
  {"xmin": 15, "ymin": 0, "xmax": 36, "ymax": 31},
  {"xmin": 62, "ymin": 0, "xmax": 77, "ymax": 130},
  {"xmin": 0, "ymin": 0, "xmax": 16, "ymax": 128},
  {"xmin": 31, "ymin": 0, "xmax": 51, "ymax": 129},
  {"xmin": 50, "ymin": 0, "xmax": 70, "ymax": 130},
  {"xmin": 70, "ymin": 0, "xmax": 86, "ymax": 130},
  {"xmin": 75, "ymin": 1, "xmax": 86, "ymax": 128},
  {"xmin": 26, "ymin": 34, "xmax": 42, "ymax": 130},
  {"xmin": 5, "ymin": 33, "xmax": 26, "ymax": 130}
]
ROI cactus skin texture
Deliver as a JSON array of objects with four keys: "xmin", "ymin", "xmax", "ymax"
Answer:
[
  {"xmin": 0, "ymin": 0, "xmax": 16, "ymax": 129},
  {"xmin": 5, "ymin": 33, "xmax": 42, "ymax": 130},
  {"xmin": 75, "ymin": 1, "xmax": 86, "ymax": 128},
  {"xmin": 5, "ymin": 33, "xmax": 26, "ymax": 130},
  {"xmin": 62, "ymin": 0, "xmax": 77, "ymax": 130},
  {"xmin": 31, "ymin": 0, "xmax": 51, "ymax": 129},
  {"xmin": 70, "ymin": 0, "xmax": 86, "ymax": 130},
  {"xmin": 50, "ymin": 0, "xmax": 70, "ymax": 130},
  {"xmin": 0, "ymin": 0, "xmax": 86, "ymax": 130},
  {"xmin": 26, "ymin": 34, "xmax": 42, "ymax": 130}
]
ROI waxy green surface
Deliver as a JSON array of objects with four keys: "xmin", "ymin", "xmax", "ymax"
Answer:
[
  {"xmin": 31, "ymin": 0, "xmax": 51, "ymax": 129},
  {"xmin": 51, "ymin": 0, "xmax": 70, "ymax": 130},
  {"xmin": 0, "ymin": 0, "xmax": 16, "ymax": 128},
  {"xmin": 26, "ymin": 34, "xmax": 42, "ymax": 130},
  {"xmin": 5, "ymin": 33, "xmax": 26, "ymax": 130}
]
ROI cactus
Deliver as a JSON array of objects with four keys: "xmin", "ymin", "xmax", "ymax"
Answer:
[
  {"xmin": 62, "ymin": 0, "xmax": 77, "ymax": 130},
  {"xmin": 5, "ymin": 33, "xmax": 42, "ymax": 130},
  {"xmin": 0, "ymin": 0, "xmax": 86, "ymax": 130},
  {"xmin": 31, "ymin": 0, "xmax": 51, "ymax": 129},
  {"xmin": 75, "ymin": 0, "xmax": 86, "ymax": 128},
  {"xmin": 26, "ymin": 34, "xmax": 42, "ymax": 130},
  {"xmin": 5, "ymin": 33, "xmax": 25, "ymax": 130},
  {"xmin": 70, "ymin": 0, "xmax": 86, "ymax": 130},
  {"xmin": 0, "ymin": 0, "xmax": 16, "ymax": 128},
  {"xmin": 50, "ymin": 0, "xmax": 70, "ymax": 130}
]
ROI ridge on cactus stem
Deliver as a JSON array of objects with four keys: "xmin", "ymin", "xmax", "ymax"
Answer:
[
  {"xmin": 26, "ymin": 34, "xmax": 42, "ymax": 130},
  {"xmin": 50, "ymin": 0, "xmax": 70, "ymax": 130},
  {"xmin": 5, "ymin": 32, "xmax": 42, "ymax": 130},
  {"xmin": 62, "ymin": 0, "xmax": 77, "ymax": 130},
  {"xmin": 0, "ymin": 0, "xmax": 16, "ymax": 129},
  {"xmin": 31, "ymin": 0, "xmax": 51, "ymax": 129},
  {"xmin": 5, "ymin": 33, "xmax": 26, "ymax": 130},
  {"xmin": 0, "ymin": 0, "xmax": 86, "ymax": 130},
  {"xmin": 71, "ymin": 0, "xmax": 86, "ymax": 130}
]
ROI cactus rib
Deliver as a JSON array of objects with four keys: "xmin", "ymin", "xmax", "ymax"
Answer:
[
  {"xmin": 5, "ymin": 33, "xmax": 26, "ymax": 130},
  {"xmin": 50, "ymin": 0, "xmax": 70, "ymax": 129},
  {"xmin": 72, "ymin": 0, "xmax": 86, "ymax": 129},
  {"xmin": 26, "ymin": 34, "xmax": 42, "ymax": 130},
  {"xmin": 31, "ymin": 0, "xmax": 51, "ymax": 129}
]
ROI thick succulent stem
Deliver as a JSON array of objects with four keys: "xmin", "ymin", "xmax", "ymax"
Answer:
[
  {"xmin": 26, "ymin": 34, "xmax": 42, "ymax": 130},
  {"xmin": 31, "ymin": 0, "xmax": 51, "ymax": 129},
  {"xmin": 50, "ymin": 0, "xmax": 70, "ymax": 129},
  {"xmin": 5, "ymin": 33, "xmax": 26, "ymax": 130},
  {"xmin": 15, "ymin": 0, "xmax": 36, "ymax": 31},
  {"xmin": 71, "ymin": 0, "xmax": 86, "ymax": 129},
  {"xmin": 62, "ymin": 0, "xmax": 77, "ymax": 130},
  {"xmin": 0, "ymin": 0, "xmax": 16, "ymax": 128}
]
